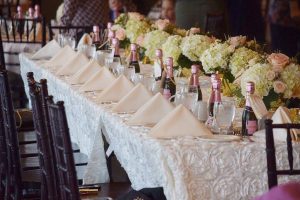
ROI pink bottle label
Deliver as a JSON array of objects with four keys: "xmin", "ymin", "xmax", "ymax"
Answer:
[
  {"xmin": 163, "ymin": 89, "xmax": 171, "ymax": 100},
  {"xmin": 246, "ymin": 120, "xmax": 257, "ymax": 135}
]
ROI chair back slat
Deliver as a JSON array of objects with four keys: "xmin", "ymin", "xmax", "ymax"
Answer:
[
  {"xmin": 265, "ymin": 119, "xmax": 300, "ymax": 189},
  {"xmin": 0, "ymin": 89, "xmax": 7, "ymax": 198},
  {"xmin": 27, "ymin": 73, "xmax": 58, "ymax": 200},
  {"xmin": 47, "ymin": 97, "xmax": 80, "ymax": 200},
  {"xmin": 0, "ymin": 69, "xmax": 22, "ymax": 199},
  {"xmin": 286, "ymin": 128, "xmax": 294, "ymax": 172}
]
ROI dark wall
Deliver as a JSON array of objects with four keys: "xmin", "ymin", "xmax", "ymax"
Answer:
[{"xmin": 41, "ymin": 0, "xmax": 62, "ymax": 22}]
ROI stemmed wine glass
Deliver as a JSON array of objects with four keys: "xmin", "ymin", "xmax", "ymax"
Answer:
[
  {"xmin": 182, "ymin": 85, "xmax": 198, "ymax": 112},
  {"xmin": 214, "ymin": 100, "xmax": 236, "ymax": 134}
]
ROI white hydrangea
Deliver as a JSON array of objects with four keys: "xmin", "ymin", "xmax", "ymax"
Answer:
[
  {"xmin": 162, "ymin": 35, "xmax": 182, "ymax": 66},
  {"xmin": 280, "ymin": 63, "xmax": 300, "ymax": 98},
  {"xmin": 125, "ymin": 19, "xmax": 150, "ymax": 43},
  {"xmin": 180, "ymin": 35, "xmax": 213, "ymax": 61},
  {"xmin": 240, "ymin": 63, "xmax": 273, "ymax": 97},
  {"xmin": 229, "ymin": 47, "xmax": 262, "ymax": 77},
  {"xmin": 200, "ymin": 42, "xmax": 235, "ymax": 73},
  {"xmin": 143, "ymin": 30, "xmax": 170, "ymax": 60}
]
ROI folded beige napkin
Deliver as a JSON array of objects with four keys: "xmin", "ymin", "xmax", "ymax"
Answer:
[
  {"xmin": 249, "ymin": 94, "xmax": 269, "ymax": 119},
  {"xmin": 47, "ymin": 45, "xmax": 77, "ymax": 69},
  {"xmin": 31, "ymin": 40, "xmax": 61, "ymax": 59},
  {"xmin": 79, "ymin": 67, "xmax": 116, "ymax": 92},
  {"xmin": 97, "ymin": 75, "xmax": 134, "ymax": 103},
  {"xmin": 77, "ymin": 33, "xmax": 93, "ymax": 46},
  {"xmin": 272, "ymin": 106, "xmax": 298, "ymax": 141},
  {"xmin": 127, "ymin": 93, "xmax": 174, "ymax": 127},
  {"xmin": 70, "ymin": 60, "xmax": 102, "ymax": 85},
  {"xmin": 149, "ymin": 104, "xmax": 212, "ymax": 139},
  {"xmin": 112, "ymin": 83, "xmax": 153, "ymax": 113},
  {"xmin": 56, "ymin": 52, "xmax": 89, "ymax": 76}
]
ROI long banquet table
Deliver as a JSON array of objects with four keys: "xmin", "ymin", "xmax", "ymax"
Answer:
[{"xmin": 20, "ymin": 53, "xmax": 300, "ymax": 200}]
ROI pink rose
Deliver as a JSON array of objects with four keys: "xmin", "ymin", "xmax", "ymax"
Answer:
[
  {"xmin": 229, "ymin": 36, "xmax": 247, "ymax": 48},
  {"xmin": 187, "ymin": 27, "xmax": 201, "ymax": 35},
  {"xmin": 266, "ymin": 70, "xmax": 276, "ymax": 81},
  {"xmin": 267, "ymin": 53, "xmax": 289, "ymax": 72},
  {"xmin": 136, "ymin": 35, "xmax": 144, "ymax": 46},
  {"xmin": 273, "ymin": 80, "xmax": 286, "ymax": 94},
  {"xmin": 155, "ymin": 19, "xmax": 170, "ymax": 31},
  {"xmin": 115, "ymin": 28, "xmax": 126, "ymax": 41}
]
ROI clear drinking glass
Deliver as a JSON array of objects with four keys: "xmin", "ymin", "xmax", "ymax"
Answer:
[
  {"xmin": 214, "ymin": 100, "xmax": 236, "ymax": 134},
  {"xmin": 182, "ymin": 85, "xmax": 198, "ymax": 112},
  {"xmin": 125, "ymin": 66, "xmax": 136, "ymax": 82}
]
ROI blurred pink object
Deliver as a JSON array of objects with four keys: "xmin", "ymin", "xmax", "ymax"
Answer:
[{"xmin": 254, "ymin": 182, "xmax": 300, "ymax": 200}]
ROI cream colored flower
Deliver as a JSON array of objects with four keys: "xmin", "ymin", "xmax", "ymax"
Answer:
[
  {"xmin": 136, "ymin": 35, "xmax": 144, "ymax": 46},
  {"xmin": 273, "ymin": 80, "xmax": 286, "ymax": 94},
  {"xmin": 128, "ymin": 12, "xmax": 145, "ymax": 21},
  {"xmin": 228, "ymin": 36, "xmax": 247, "ymax": 48},
  {"xmin": 115, "ymin": 27, "xmax": 126, "ymax": 41},
  {"xmin": 267, "ymin": 53, "xmax": 289, "ymax": 72},
  {"xmin": 266, "ymin": 70, "xmax": 276, "ymax": 81},
  {"xmin": 155, "ymin": 19, "xmax": 170, "ymax": 31}
]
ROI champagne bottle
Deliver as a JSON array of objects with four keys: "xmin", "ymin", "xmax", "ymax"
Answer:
[
  {"xmin": 129, "ymin": 43, "xmax": 140, "ymax": 73},
  {"xmin": 28, "ymin": 7, "xmax": 34, "ymax": 19},
  {"xmin": 205, "ymin": 74, "xmax": 218, "ymax": 127},
  {"xmin": 242, "ymin": 81, "xmax": 258, "ymax": 136},
  {"xmin": 112, "ymin": 38, "xmax": 121, "ymax": 58},
  {"xmin": 34, "ymin": 4, "xmax": 41, "ymax": 18},
  {"xmin": 153, "ymin": 49, "xmax": 164, "ymax": 81},
  {"xmin": 162, "ymin": 57, "xmax": 176, "ymax": 101},
  {"xmin": 189, "ymin": 64, "xmax": 202, "ymax": 101},
  {"xmin": 16, "ymin": 6, "xmax": 25, "ymax": 35},
  {"xmin": 92, "ymin": 25, "xmax": 101, "ymax": 47}
]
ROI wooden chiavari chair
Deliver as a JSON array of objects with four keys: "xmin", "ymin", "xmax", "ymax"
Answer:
[{"xmin": 265, "ymin": 119, "xmax": 300, "ymax": 189}]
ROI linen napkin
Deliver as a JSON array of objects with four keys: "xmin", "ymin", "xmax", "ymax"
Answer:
[
  {"xmin": 112, "ymin": 83, "xmax": 153, "ymax": 113},
  {"xmin": 249, "ymin": 94, "xmax": 269, "ymax": 119},
  {"xmin": 97, "ymin": 75, "xmax": 134, "ymax": 103},
  {"xmin": 149, "ymin": 104, "xmax": 212, "ymax": 139},
  {"xmin": 31, "ymin": 39, "xmax": 61, "ymax": 60},
  {"xmin": 79, "ymin": 67, "xmax": 116, "ymax": 92},
  {"xmin": 46, "ymin": 45, "xmax": 77, "ymax": 69},
  {"xmin": 69, "ymin": 60, "xmax": 102, "ymax": 85},
  {"xmin": 127, "ymin": 93, "xmax": 174, "ymax": 127},
  {"xmin": 56, "ymin": 52, "xmax": 89, "ymax": 76},
  {"xmin": 272, "ymin": 106, "xmax": 298, "ymax": 141},
  {"xmin": 77, "ymin": 33, "xmax": 93, "ymax": 46}
]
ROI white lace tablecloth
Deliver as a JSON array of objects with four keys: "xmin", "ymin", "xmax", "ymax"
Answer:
[{"xmin": 19, "ymin": 53, "xmax": 300, "ymax": 200}]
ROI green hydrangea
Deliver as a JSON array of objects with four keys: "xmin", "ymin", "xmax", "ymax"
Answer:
[
  {"xmin": 162, "ymin": 35, "xmax": 182, "ymax": 66},
  {"xmin": 143, "ymin": 30, "xmax": 170, "ymax": 60}
]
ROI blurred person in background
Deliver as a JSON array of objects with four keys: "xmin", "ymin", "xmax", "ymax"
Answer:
[
  {"xmin": 161, "ymin": 0, "xmax": 175, "ymax": 23},
  {"xmin": 61, "ymin": 0, "xmax": 109, "ymax": 27},
  {"xmin": 268, "ymin": 0, "xmax": 300, "ymax": 57},
  {"xmin": 175, "ymin": 0, "xmax": 226, "ymax": 29},
  {"xmin": 109, "ymin": 0, "xmax": 125, "ymax": 21},
  {"xmin": 148, "ymin": 0, "xmax": 175, "ymax": 23}
]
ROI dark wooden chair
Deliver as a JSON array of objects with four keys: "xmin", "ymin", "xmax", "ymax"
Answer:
[
  {"xmin": 47, "ymin": 97, "xmax": 131, "ymax": 200},
  {"xmin": 0, "ymin": 0, "xmax": 19, "ymax": 17},
  {"xmin": 48, "ymin": 24, "xmax": 106, "ymax": 44},
  {"xmin": 28, "ymin": 77, "xmax": 58, "ymax": 200},
  {"xmin": 204, "ymin": 12, "xmax": 226, "ymax": 39},
  {"xmin": 0, "ymin": 16, "xmax": 46, "ymax": 68},
  {"xmin": 265, "ymin": 119, "xmax": 300, "ymax": 189}
]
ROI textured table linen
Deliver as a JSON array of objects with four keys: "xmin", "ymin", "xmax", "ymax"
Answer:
[{"xmin": 19, "ymin": 53, "xmax": 300, "ymax": 200}]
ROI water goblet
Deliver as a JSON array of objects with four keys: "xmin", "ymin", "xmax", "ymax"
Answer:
[
  {"xmin": 125, "ymin": 66, "xmax": 136, "ymax": 82},
  {"xmin": 214, "ymin": 100, "xmax": 236, "ymax": 134}
]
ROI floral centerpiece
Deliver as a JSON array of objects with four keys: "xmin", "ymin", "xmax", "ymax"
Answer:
[
  {"xmin": 162, "ymin": 35, "xmax": 182, "ymax": 66},
  {"xmin": 239, "ymin": 53, "xmax": 300, "ymax": 109}
]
